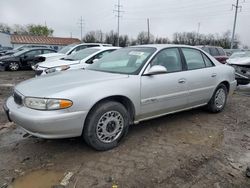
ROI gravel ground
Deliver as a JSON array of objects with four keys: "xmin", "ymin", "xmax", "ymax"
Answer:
[{"xmin": 0, "ymin": 71, "xmax": 250, "ymax": 188}]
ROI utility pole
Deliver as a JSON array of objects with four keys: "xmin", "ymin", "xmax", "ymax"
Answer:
[
  {"xmin": 114, "ymin": 0, "xmax": 123, "ymax": 46},
  {"xmin": 231, "ymin": 0, "xmax": 241, "ymax": 49},
  {"xmin": 147, "ymin": 18, "xmax": 150, "ymax": 44},
  {"xmin": 196, "ymin": 22, "xmax": 201, "ymax": 45},
  {"xmin": 197, "ymin": 22, "xmax": 201, "ymax": 35},
  {"xmin": 78, "ymin": 16, "xmax": 84, "ymax": 41}
]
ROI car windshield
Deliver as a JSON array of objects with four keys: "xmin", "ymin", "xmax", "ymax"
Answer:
[
  {"xmin": 58, "ymin": 44, "xmax": 77, "ymax": 54},
  {"xmin": 63, "ymin": 48, "xmax": 99, "ymax": 61},
  {"xmin": 86, "ymin": 47, "xmax": 156, "ymax": 75},
  {"xmin": 12, "ymin": 49, "xmax": 29, "ymax": 56},
  {"xmin": 230, "ymin": 52, "xmax": 250, "ymax": 59}
]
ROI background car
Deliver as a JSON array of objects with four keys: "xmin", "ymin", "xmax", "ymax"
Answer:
[
  {"xmin": 197, "ymin": 45, "xmax": 228, "ymax": 64},
  {"xmin": 0, "ymin": 46, "xmax": 13, "ymax": 56},
  {"xmin": 227, "ymin": 51, "xmax": 250, "ymax": 85},
  {"xmin": 4, "ymin": 45, "xmax": 236, "ymax": 150},
  {"xmin": 0, "ymin": 44, "xmax": 52, "ymax": 57},
  {"xmin": 35, "ymin": 43, "xmax": 113, "ymax": 64},
  {"xmin": 0, "ymin": 48, "xmax": 56, "ymax": 71},
  {"xmin": 34, "ymin": 46, "xmax": 120, "ymax": 76}
]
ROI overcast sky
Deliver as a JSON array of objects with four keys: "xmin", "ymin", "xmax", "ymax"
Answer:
[{"xmin": 0, "ymin": 0, "xmax": 249, "ymax": 45}]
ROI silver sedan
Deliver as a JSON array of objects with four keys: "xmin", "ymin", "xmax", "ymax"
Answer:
[{"xmin": 4, "ymin": 44, "xmax": 237, "ymax": 150}]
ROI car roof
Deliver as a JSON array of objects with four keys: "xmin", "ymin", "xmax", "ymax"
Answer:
[
  {"xmin": 76, "ymin": 43, "xmax": 112, "ymax": 47},
  {"xmin": 132, "ymin": 44, "xmax": 203, "ymax": 51},
  {"xmin": 88, "ymin": 46, "xmax": 120, "ymax": 50},
  {"xmin": 196, "ymin": 45, "xmax": 224, "ymax": 49}
]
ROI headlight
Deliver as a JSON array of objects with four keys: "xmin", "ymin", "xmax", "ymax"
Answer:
[
  {"xmin": 24, "ymin": 97, "xmax": 73, "ymax": 110},
  {"xmin": 45, "ymin": 65, "xmax": 70, "ymax": 74}
]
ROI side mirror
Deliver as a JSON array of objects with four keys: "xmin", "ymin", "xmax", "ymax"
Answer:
[
  {"xmin": 144, "ymin": 65, "xmax": 167, "ymax": 76},
  {"xmin": 93, "ymin": 59, "xmax": 99, "ymax": 63}
]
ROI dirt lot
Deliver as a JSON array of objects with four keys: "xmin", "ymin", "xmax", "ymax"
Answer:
[{"xmin": 0, "ymin": 71, "xmax": 250, "ymax": 188}]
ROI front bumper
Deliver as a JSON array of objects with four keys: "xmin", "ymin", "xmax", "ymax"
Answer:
[
  {"xmin": 229, "ymin": 64, "xmax": 250, "ymax": 85},
  {"xmin": 229, "ymin": 80, "xmax": 237, "ymax": 95},
  {"xmin": 4, "ymin": 96, "xmax": 88, "ymax": 139}
]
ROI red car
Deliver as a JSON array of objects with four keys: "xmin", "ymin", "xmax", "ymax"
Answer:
[{"xmin": 197, "ymin": 46, "xmax": 228, "ymax": 64}]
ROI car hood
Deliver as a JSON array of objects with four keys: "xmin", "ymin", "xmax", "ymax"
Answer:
[
  {"xmin": 227, "ymin": 57, "xmax": 250, "ymax": 65},
  {"xmin": 0, "ymin": 55, "xmax": 16, "ymax": 61},
  {"xmin": 38, "ymin": 59, "xmax": 80, "ymax": 68},
  {"xmin": 15, "ymin": 69, "xmax": 129, "ymax": 97},
  {"xmin": 38, "ymin": 53, "xmax": 65, "ymax": 58}
]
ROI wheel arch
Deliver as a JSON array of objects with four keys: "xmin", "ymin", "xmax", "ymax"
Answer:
[
  {"xmin": 85, "ymin": 95, "xmax": 136, "ymax": 126},
  {"xmin": 219, "ymin": 81, "xmax": 230, "ymax": 93}
]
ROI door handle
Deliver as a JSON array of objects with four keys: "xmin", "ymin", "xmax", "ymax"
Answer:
[
  {"xmin": 178, "ymin": 78, "xmax": 186, "ymax": 84},
  {"xmin": 211, "ymin": 73, "xmax": 217, "ymax": 77}
]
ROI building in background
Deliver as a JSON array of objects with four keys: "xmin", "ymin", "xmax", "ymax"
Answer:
[
  {"xmin": 10, "ymin": 35, "xmax": 81, "ymax": 50},
  {"xmin": 0, "ymin": 32, "xmax": 11, "ymax": 47},
  {"xmin": 0, "ymin": 33, "xmax": 80, "ymax": 50}
]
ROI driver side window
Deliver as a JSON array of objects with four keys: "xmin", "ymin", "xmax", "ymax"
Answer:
[
  {"xmin": 150, "ymin": 48, "xmax": 182, "ymax": 73},
  {"xmin": 24, "ymin": 50, "xmax": 42, "ymax": 58}
]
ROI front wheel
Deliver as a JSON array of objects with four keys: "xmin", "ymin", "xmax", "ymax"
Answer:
[
  {"xmin": 207, "ymin": 84, "xmax": 228, "ymax": 113},
  {"xmin": 8, "ymin": 62, "xmax": 20, "ymax": 71},
  {"xmin": 83, "ymin": 101, "xmax": 129, "ymax": 151}
]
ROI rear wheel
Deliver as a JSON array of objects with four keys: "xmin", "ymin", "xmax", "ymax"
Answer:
[
  {"xmin": 8, "ymin": 62, "xmax": 20, "ymax": 71},
  {"xmin": 83, "ymin": 101, "xmax": 129, "ymax": 151},
  {"xmin": 207, "ymin": 84, "xmax": 228, "ymax": 113}
]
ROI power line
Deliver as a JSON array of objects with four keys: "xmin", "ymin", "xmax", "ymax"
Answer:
[
  {"xmin": 230, "ymin": 0, "xmax": 243, "ymax": 49},
  {"xmin": 114, "ymin": 0, "xmax": 124, "ymax": 46}
]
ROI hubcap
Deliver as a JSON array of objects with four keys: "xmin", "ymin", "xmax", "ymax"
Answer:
[
  {"xmin": 9, "ymin": 62, "xmax": 19, "ymax": 71},
  {"xmin": 215, "ymin": 88, "xmax": 226, "ymax": 109},
  {"xmin": 96, "ymin": 111, "xmax": 124, "ymax": 143}
]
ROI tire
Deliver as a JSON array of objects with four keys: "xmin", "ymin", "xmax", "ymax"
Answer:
[
  {"xmin": 8, "ymin": 62, "xmax": 20, "ymax": 71},
  {"xmin": 207, "ymin": 84, "xmax": 228, "ymax": 113},
  {"xmin": 83, "ymin": 101, "xmax": 129, "ymax": 151}
]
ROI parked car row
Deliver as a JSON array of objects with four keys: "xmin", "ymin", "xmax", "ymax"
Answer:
[
  {"xmin": 3, "ymin": 44, "xmax": 237, "ymax": 150},
  {"xmin": 0, "ymin": 47, "xmax": 57, "ymax": 71},
  {"xmin": 34, "ymin": 46, "xmax": 119, "ymax": 76},
  {"xmin": 0, "ymin": 43, "xmax": 112, "ymax": 71}
]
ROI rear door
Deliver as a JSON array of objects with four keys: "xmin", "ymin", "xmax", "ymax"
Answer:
[
  {"xmin": 180, "ymin": 48, "xmax": 217, "ymax": 107},
  {"xmin": 140, "ymin": 48, "xmax": 188, "ymax": 119},
  {"xmin": 21, "ymin": 49, "xmax": 42, "ymax": 67}
]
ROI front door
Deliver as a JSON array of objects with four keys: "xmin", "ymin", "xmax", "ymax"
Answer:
[{"xmin": 140, "ymin": 48, "xmax": 188, "ymax": 120}]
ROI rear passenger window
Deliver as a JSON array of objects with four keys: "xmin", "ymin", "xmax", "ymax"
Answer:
[
  {"xmin": 182, "ymin": 48, "xmax": 205, "ymax": 70},
  {"xmin": 43, "ymin": 50, "xmax": 54, "ymax": 54},
  {"xmin": 201, "ymin": 47, "xmax": 210, "ymax": 53},
  {"xmin": 217, "ymin": 48, "xmax": 225, "ymax": 56},
  {"xmin": 202, "ymin": 54, "xmax": 214, "ymax": 67},
  {"xmin": 209, "ymin": 48, "xmax": 220, "ymax": 56}
]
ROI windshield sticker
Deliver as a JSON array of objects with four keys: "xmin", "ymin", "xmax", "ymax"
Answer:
[{"xmin": 129, "ymin": 51, "xmax": 145, "ymax": 56}]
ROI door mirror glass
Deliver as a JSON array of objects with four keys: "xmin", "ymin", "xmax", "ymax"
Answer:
[
  {"xmin": 144, "ymin": 65, "xmax": 167, "ymax": 75},
  {"xmin": 93, "ymin": 59, "xmax": 99, "ymax": 63}
]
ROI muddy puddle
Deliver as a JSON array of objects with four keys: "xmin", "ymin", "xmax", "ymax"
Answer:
[{"xmin": 8, "ymin": 169, "xmax": 64, "ymax": 188}]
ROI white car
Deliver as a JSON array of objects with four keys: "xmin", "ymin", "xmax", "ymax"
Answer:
[
  {"xmin": 35, "ymin": 43, "xmax": 112, "ymax": 65},
  {"xmin": 34, "ymin": 47, "xmax": 120, "ymax": 76},
  {"xmin": 227, "ymin": 51, "xmax": 250, "ymax": 85}
]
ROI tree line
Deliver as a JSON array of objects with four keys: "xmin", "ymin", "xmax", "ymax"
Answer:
[
  {"xmin": 0, "ymin": 23, "xmax": 53, "ymax": 37},
  {"xmin": 0, "ymin": 23, "xmax": 240, "ymax": 49},
  {"xmin": 82, "ymin": 30, "xmax": 239, "ymax": 49}
]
